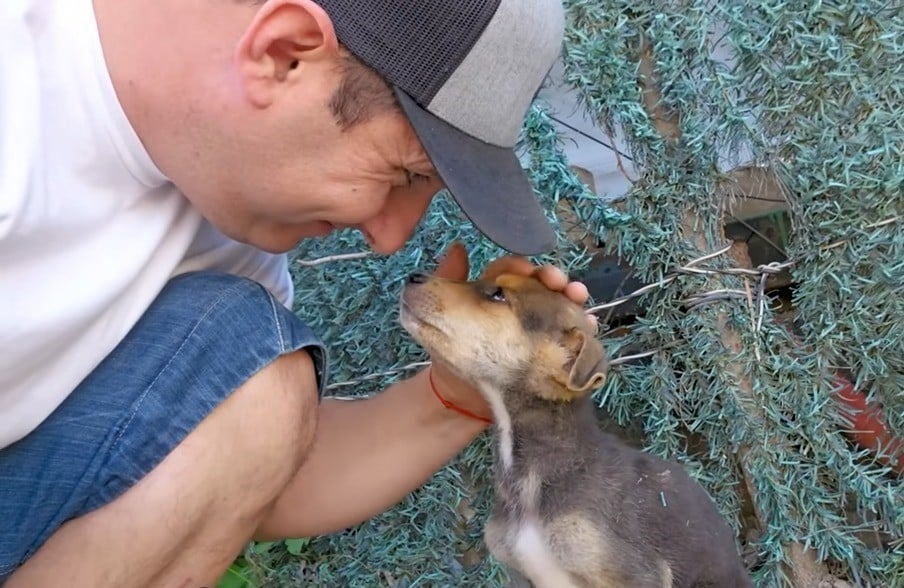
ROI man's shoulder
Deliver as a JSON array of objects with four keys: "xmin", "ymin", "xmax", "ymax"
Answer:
[
  {"xmin": 0, "ymin": 0, "xmax": 171, "ymax": 244},
  {"xmin": 0, "ymin": 1, "xmax": 43, "ymax": 240}
]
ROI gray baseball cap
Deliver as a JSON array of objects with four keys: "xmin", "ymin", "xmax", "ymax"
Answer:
[{"xmin": 317, "ymin": 0, "xmax": 564, "ymax": 255}]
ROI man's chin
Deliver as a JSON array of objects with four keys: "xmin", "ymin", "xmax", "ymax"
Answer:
[
  {"xmin": 305, "ymin": 221, "xmax": 336, "ymax": 239},
  {"xmin": 254, "ymin": 224, "xmax": 405, "ymax": 256},
  {"xmin": 364, "ymin": 230, "xmax": 416, "ymax": 256},
  {"xmin": 247, "ymin": 236, "xmax": 311, "ymax": 254},
  {"xmin": 256, "ymin": 223, "xmax": 336, "ymax": 253},
  {"xmin": 254, "ymin": 241, "xmax": 296, "ymax": 255}
]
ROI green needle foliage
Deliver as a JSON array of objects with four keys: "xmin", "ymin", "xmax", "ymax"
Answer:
[{"xmin": 227, "ymin": 2, "xmax": 903, "ymax": 586}]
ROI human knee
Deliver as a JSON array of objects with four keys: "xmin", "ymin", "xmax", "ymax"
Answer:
[
  {"xmin": 230, "ymin": 349, "xmax": 320, "ymax": 491},
  {"xmin": 0, "ymin": 351, "xmax": 318, "ymax": 588},
  {"xmin": 262, "ymin": 349, "xmax": 320, "ymax": 469}
]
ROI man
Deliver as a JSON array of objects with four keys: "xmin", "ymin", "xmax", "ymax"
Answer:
[{"xmin": 0, "ymin": 0, "xmax": 590, "ymax": 585}]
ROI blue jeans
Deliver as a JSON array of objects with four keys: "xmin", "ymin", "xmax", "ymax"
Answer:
[{"xmin": 0, "ymin": 272, "xmax": 328, "ymax": 580}]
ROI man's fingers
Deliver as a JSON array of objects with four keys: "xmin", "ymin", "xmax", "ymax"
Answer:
[
  {"xmin": 484, "ymin": 260, "xmax": 568, "ymax": 289},
  {"xmin": 532, "ymin": 265, "xmax": 569, "ymax": 293},
  {"xmin": 529, "ymin": 266, "xmax": 589, "ymax": 306},
  {"xmin": 481, "ymin": 255, "xmax": 533, "ymax": 281},
  {"xmin": 563, "ymin": 281, "xmax": 590, "ymax": 305},
  {"xmin": 481, "ymin": 258, "xmax": 590, "ymax": 305},
  {"xmin": 442, "ymin": 250, "xmax": 590, "ymax": 308},
  {"xmin": 584, "ymin": 312, "xmax": 599, "ymax": 333}
]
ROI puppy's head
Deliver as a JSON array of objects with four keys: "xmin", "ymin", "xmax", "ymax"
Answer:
[{"xmin": 400, "ymin": 272, "xmax": 607, "ymax": 402}]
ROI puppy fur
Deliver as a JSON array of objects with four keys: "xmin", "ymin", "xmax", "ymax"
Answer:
[{"xmin": 400, "ymin": 272, "xmax": 752, "ymax": 588}]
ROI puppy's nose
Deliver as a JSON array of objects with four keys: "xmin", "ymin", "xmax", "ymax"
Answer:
[{"xmin": 408, "ymin": 273, "xmax": 429, "ymax": 284}]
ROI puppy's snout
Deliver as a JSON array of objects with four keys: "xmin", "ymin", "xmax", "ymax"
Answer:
[{"xmin": 408, "ymin": 273, "xmax": 429, "ymax": 284}]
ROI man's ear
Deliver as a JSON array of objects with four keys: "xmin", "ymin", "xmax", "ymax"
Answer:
[
  {"xmin": 235, "ymin": 0, "xmax": 340, "ymax": 108},
  {"xmin": 563, "ymin": 328, "xmax": 608, "ymax": 394}
]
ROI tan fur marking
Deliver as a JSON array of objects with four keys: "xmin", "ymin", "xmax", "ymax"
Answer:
[
  {"xmin": 525, "ymin": 341, "xmax": 577, "ymax": 401},
  {"xmin": 545, "ymin": 514, "xmax": 621, "ymax": 586},
  {"xmin": 494, "ymin": 274, "xmax": 534, "ymax": 290}
]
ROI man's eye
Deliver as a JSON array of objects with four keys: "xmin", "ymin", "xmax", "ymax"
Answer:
[{"xmin": 405, "ymin": 170, "xmax": 430, "ymax": 186}]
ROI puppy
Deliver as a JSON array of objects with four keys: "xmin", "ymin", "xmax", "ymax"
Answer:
[{"xmin": 400, "ymin": 272, "xmax": 752, "ymax": 588}]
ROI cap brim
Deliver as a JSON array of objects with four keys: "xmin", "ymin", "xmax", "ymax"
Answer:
[{"xmin": 394, "ymin": 89, "xmax": 556, "ymax": 256}]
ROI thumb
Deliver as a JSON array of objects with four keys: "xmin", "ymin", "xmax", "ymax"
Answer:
[{"xmin": 433, "ymin": 241, "xmax": 469, "ymax": 280}]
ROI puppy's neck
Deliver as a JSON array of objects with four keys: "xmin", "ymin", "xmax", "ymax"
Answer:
[
  {"xmin": 477, "ymin": 379, "xmax": 596, "ymax": 474},
  {"xmin": 477, "ymin": 381, "xmax": 518, "ymax": 472}
]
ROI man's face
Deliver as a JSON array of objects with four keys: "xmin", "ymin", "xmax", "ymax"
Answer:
[
  {"xmin": 186, "ymin": 101, "xmax": 444, "ymax": 256},
  {"xmin": 150, "ymin": 1, "xmax": 448, "ymax": 256},
  {"xmin": 250, "ymin": 115, "xmax": 440, "ymax": 256}
]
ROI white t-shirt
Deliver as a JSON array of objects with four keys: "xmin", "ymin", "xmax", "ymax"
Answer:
[{"xmin": 0, "ymin": 0, "xmax": 293, "ymax": 449}]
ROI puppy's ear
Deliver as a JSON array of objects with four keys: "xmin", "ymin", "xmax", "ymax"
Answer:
[{"xmin": 563, "ymin": 328, "xmax": 608, "ymax": 394}]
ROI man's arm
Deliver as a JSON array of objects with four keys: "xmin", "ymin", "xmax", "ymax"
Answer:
[{"xmin": 253, "ymin": 367, "xmax": 487, "ymax": 540}]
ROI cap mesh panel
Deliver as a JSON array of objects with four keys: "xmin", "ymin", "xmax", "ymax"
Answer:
[{"xmin": 315, "ymin": 0, "xmax": 502, "ymax": 104}]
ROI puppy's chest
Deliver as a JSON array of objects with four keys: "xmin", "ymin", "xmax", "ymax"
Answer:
[{"xmin": 488, "ymin": 467, "xmax": 584, "ymax": 588}]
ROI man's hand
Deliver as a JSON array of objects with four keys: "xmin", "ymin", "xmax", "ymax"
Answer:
[
  {"xmin": 426, "ymin": 242, "xmax": 596, "ymax": 423},
  {"xmin": 432, "ymin": 242, "xmax": 591, "ymax": 306}
]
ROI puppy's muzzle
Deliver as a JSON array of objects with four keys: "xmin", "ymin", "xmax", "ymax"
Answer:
[
  {"xmin": 400, "ymin": 273, "xmax": 433, "ymax": 326},
  {"xmin": 401, "ymin": 273, "xmax": 430, "ymax": 309}
]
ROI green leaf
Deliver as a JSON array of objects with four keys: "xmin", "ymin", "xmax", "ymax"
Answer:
[
  {"xmin": 216, "ymin": 564, "xmax": 250, "ymax": 588},
  {"xmin": 252, "ymin": 541, "xmax": 275, "ymax": 554},
  {"xmin": 284, "ymin": 538, "xmax": 310, "ymax": 556}
]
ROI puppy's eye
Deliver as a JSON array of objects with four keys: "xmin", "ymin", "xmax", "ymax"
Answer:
[{"xmin": 488, "ymin": 287, "xmax": 506, "ymax": 302}]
